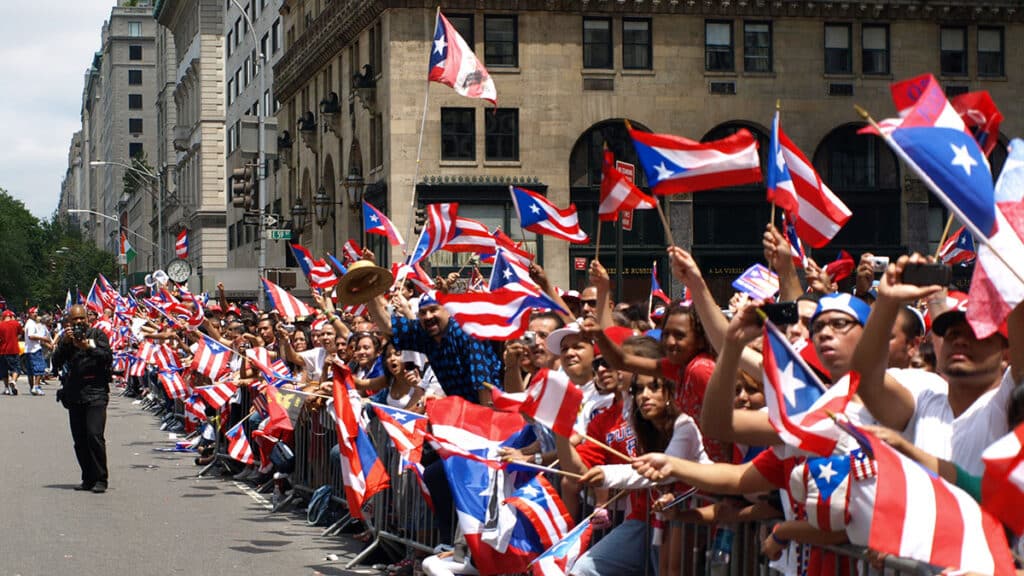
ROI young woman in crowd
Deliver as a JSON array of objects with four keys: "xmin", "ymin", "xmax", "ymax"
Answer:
[{"xmin": 375, "ymin": 342, "xmax": 426, "ymax": 413}]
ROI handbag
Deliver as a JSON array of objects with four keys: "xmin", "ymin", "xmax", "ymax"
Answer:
[{"xmin": 269, "ymin": 441, "xmax": 295, "ymax": 474}]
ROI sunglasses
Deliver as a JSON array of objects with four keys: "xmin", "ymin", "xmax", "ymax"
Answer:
[
  {"xmin": 580, "ymin": 299, "xmax": 598, "ymax": 308},
  {"xmin": 591, "ymin": 357, "xmax": 609, "ymax": 372},
  {"xmin": 629, "ymin": 377, "xmax": 665, "ymax": 397}
]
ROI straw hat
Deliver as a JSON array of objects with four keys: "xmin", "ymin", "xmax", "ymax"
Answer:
[{"xmin": 336, "ymin": 260, "xmax": 394, "ymax": 305}]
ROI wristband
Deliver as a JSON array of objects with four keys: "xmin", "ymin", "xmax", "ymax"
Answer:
[{"xmin": 770, "ymin": 528, "xmax": 789, "ymax": 547}]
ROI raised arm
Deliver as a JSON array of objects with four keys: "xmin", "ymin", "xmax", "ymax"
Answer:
[
  {"xmin": 312, "ymin": 290, "xmax": 350, "ymax": 342},
  {"xmin": 851, "ymin": 254, "xmax": 941, "ymax": 431},
  {"xmin": 366, "ymin": 294, "xmax": 393, "ymax": 338},
  {"xmin": 589, "ymin": 259, "xmax": 659, "ymax": 376},
  {"xmin": 763, "ymin": 224, "xmax": 803, "ymax": 301}
]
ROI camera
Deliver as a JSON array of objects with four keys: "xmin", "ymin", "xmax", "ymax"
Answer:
[
  {"xmin": 520, "ymin": 330, "xmax": 537, "ymax": 346},
  {"xmin": 282, "ymin": 323, "xmax": 296, "ymax": 333},
  {"xmin": 870, "ymin": 256, "xmax": 890, "ymax": 274},
  {"xmin": 902, "ymin": 262, "xmax": 952, "ymax": 287},
  {"xmin": 71, "ymin": 323, "xmax": 88, "ymax": 340}
]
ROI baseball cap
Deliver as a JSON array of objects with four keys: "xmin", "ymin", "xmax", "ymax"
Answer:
[
  {"xmin": 2, "ymin": 310, "xmax": 14, "ymax": 318},
  {"xmin": 810, "ymin": 292, "xmax": 871, "ymax": 327},
  {"xmin": 930, "ymin": 291, "xmax": 1008, "ymax": 339}
]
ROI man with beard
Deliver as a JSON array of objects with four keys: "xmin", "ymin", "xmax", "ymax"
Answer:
[
  {"xmin": 852, "ymin": 254, "xmax": 1024, "ymax": 476},
  {"xmin": 367, "ymin": 291, "xmax": 500, "ymax": 405}
]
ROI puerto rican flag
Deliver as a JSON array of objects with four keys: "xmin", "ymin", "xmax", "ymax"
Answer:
[
  {"xmin": 391, "ymin": 262, "xmax": 436, "ymax": 295},
  {"xmin": 981, "ymin": 422, "xmax": 1024, "ymax": 536},
  {"xmin": 530, "ymin": 516, "xmax": 593, "ymax": 576},
  {"xmin": 225, "ymin": 421, "xmax": 255, "ymax": 465},
  {"xmin": 363, "ymin": 201, "xmax": 405, "ymax": 247},
  {"xmin": 191, "ymin": 334, "xmax": 236, "ymax": 381},
  {"xmin": 519, "ymin": 369, "xmax": 583, "ymax": 438},
  {"xmin": 176, "ymin": 229, "xmax": 189, "ymax": 258},
  {"xmin": 409, "ymin": 203, "xmax": 459, "ymax": 265},
  {"xmin": 794, "ymin": 453, "xmax": 853, "ymax": 532},
  {"xmin": 437, "ymin": 287, "xmax": 567, "ymax": 341},
  {"xmin": 865, "ymin": 430, "xmax": 1016, "ymax": 575},
  {"xmin": 768, "ymin": 111, "xmax": 851, "ymax": 248},
  {"xmin": 444, "ymin": 216, "xmax": 497, "ymax": 255},
  {"xmin": 824, "ymin": 250, "xmax": 856, "ymax": 284},
  {"xmin": 599, "ymin": 150, "xmax": 656, "ymax": 222},
  {"xmin": 428, "ymin": 11, "xmax": 497, "ymax": 105},
  {"xmin": 342, "ymin": 239, "xmax": 363, "ymax": 264},
  {"xmin": 510, "ymin": 186, "xmax": 588, "ymax": 244},
  {"xmin": 629, "ymin": 126, "xmax": 762, "ymax": 196},
  {"xmin": 938, "ymin": 226, "xmax": 977, "ymax": 266},
  {"xmin": 289, "ymin": 243, "xmax": 339, "ymax": 290},
  {"xmin": 762, "ymin": 321, "xmax": 856, "ymax": 456},
  {"xmin": 183, "ymin": 393, "xmax": 208, "ymax": 423},
  {"xmin": 504, "ymin": 475, "xmax": 573, "ymax": 550},
  {"xmin": 370, "ymin": 402, "xmax": 427, "ymax": 469},
  {"xmin": 489, "ymin": 248, "xmax": 539, "ymax": 294},
  {"xmin": 650, "ymin": 260, "xmax": 670, "ymax": 305},
  {"xmin": 330, "ymin": 365, "xmax": 390, "ymax": 520},
  {"xmin": 157, "ymin": 369, "xmax": 190, "ymax": 400},
  {"xmin": 261, "ymin": 277, "xmax": 316, "ymax": 320},
  {"xmin": 195, "ymin": 381, "xmax": 238, "ymax": 412},
  {"xmin": 489, "ymin": 229, "xmax": 535, "ymax": 267},
  {"xmin": 951, "ymin": 90, "xmax": 1004, "ymax": 157}
]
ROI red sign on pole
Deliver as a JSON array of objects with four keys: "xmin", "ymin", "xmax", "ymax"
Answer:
[
  {"xmin": 574, "ymin": 257, "xmax": 588, "ymax": 271},
  {"xmin": 615, "ymin": 160, "xmax": 636, "ymax": 232}
]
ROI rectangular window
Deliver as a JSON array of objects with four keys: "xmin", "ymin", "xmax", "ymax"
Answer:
[
  {"xmin": 234, "ymin": 18, "xmax": 241, "ymax": 48},
  {"xmin": 371, "ymin": 114, "xmax": 384, "ymax": 169},
  {"xmin": 227, "ymin": 126, "xmax": 234, "ymax": 153},
  {"xmin": 978, "ymin": 27, "xmax": 1004, "ymax": 77},
  {"xmin": 128, "ymin": 94, "xmax": 143, "ymax": 109},
  {"xmin": 244, "ymin": 57, "xmax": 251, "ymax": 85},
  {"xmin": 128, "ymin": 21, "xmax": 141, "ymax": 37},
  {"xmin": 234, "ymin": 69, "xmax": 241, "ymax": 97},
  {"xmin": 271, "ymin": 18, "xmax": 280, "ymax": 53},
  {"xmin": 128, "ymin": 69, "xmax": 142, "ymax": 85},
  {"xmin": 440, "ymin": 107, "xmax": 475, "ymax": 161},
  {"xmin": 940, "ymin": 26, "xmax": 967, "ymax": 76},
  {"xmin": 824, "ymin": 23, "xmax": 852, "ymax": 74},
  {"xmin": 228, "ymin": 224, "xmax": 235, "ymax": 250},
  {"xmin": 623, "ymin": 18, "xmax": 652, "ymax": 70},
  {"xmin": 583, "ymin": 17, "xmax": 613, "ymax": 69},
  {"xmin": 447, "ymin": 14, "xmax": 473, "ymax": 47},
  {"xmin": 129, "ymin": 45, "xmax": 143, "ymax": 61},
  {"xmin": 486, "ymin": 108, "xmax": 519, "ymax": 161},
  {"xmin": 862, "ymin": 24, "xmax": 889, "ymax": 75},
  {"xmin": 261, "ymin": 33, "xmax": 268, "ymax": 61},
  {"xmin": 129, "ymin": 142, "xmax": 143, "ymax": 158},
  {"xmin": 227, "ymin": 79, "xmax": 234, "ymax": 105},
  {"xmin": 743, "ymin": 21, "xmax": 772, "ymax": 73},
  {"xmin": 705, "ymin": 21, "xmax": 734, "ymax": 72},
  {"xmin": 484, "ymin": 15, "xmax": 518, "ymax": 67},
  {"xmin": 227, "ymin": 31, "xmax": 233, "ymax": 57},
  {"xmin": 129, "ymin": 118, "xmax": 143, "ymax": 134}
]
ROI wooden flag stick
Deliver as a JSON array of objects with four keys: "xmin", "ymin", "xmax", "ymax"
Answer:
[
  {"xmin": 594, "ymin": 219, "xmax": 603, "ymax": 262},
  {"xmin": 934, "ymin": 213, "xmax": 956, "ymax": 259},
  {"xmin": 581, "ymin": 432, "xmax": 634, "ymax": 462},
  {"xmin": 505, "ymin": 460, "xmax": 583, "ymax": 480},
  {"xmin": 654, "ymin": 201, "xmax": 674, "ymax": 247}
]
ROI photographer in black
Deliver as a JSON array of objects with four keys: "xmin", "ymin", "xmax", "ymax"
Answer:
[{"xmin": 51, "ymin": 304, "xmax": 113, "ymax": 493}]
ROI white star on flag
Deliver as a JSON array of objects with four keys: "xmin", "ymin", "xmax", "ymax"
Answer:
[
  {"xmin": 518, "ymin": 484, "xmax": 540, "ymax": 498},
  {"xmin": 816, "ymin": 460, "xmax": 837, "ymax": 483},
  {"xmin": 780, "ymin": 360, "xmax": 802, "ymax": 408},
  {"xmin": 950, "ymin": 143, "xmax": 978, "ymax": 176},
  {"xmin": 433, "ymin": 37, "xmax": 446, "ymax": 55},
  {"xmin": 369, "ymin": 214, "xmax": 379, "ymax": 223},
  {"xmin": 529, "ymin": 203, "xmax": 541, "ymax": 214},
  {"xmin": 391, "ymin": 411, "xmax": 406, "ymax": 421},
  {"xmin": 776, "ymin": 148, "xmax": 786, "ymax": 172},
  {"xmin": 654, "ymin": 161, "xmax": 675, "ymax": 181},
  {"xmin": 502, "ymin": 268, "xmax": 513, "ymax": 279}
]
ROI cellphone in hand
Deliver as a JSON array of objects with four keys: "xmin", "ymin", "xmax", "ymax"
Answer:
[
  {"xmin": 760, "ymin": 302, "xmax": 799, "ymax": 326},
  {"xmin": 901, "ymin": 262, "xmax": 951, "ymax": 287}
]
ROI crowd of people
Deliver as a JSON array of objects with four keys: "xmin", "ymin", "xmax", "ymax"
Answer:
[
  {"xmin": 0, "ymin": 306, "xmax": 59, "ymax": 396},
  {"xmin": 24, "ymin": 221, "xmax": 1024, "ymax": 576}
]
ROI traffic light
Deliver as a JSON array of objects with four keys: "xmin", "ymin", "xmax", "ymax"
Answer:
[
  {"xmin": 413, "ymin": 206, "xmax": 426, "ymax": 234},
  {"xmin": 231, "ymin": 164, "xmax": 255, "ymax": 210}
]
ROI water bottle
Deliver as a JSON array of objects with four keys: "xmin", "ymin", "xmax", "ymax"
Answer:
[{"xmin": 709, "ymin": 527, "xmax": 734, "ymax": 566}]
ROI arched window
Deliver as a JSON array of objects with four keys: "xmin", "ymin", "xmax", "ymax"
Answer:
[{"xmin": 812, "ymin": 123, "xmax": 900, "ymax": 252}]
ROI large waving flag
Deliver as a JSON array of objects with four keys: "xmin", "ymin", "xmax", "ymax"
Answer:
[
  {"xmin": 225, "ymin": 421, "xmax": 255, "ymax": 465},
  {"xmin": 769, "ymin": 112, "xmax": 851, "ymax": 247},
  {"xmin": 629, "ymin": 126, "xmax": 762, "ymax": 195},
  {"xmin": 762, "ymin": 321, "xmax": 856, "ymax": 456},
  {"xmin": 85, "ymin": 280, "xmax": 105, "ymax": 314},
  {"xmin": 510, "ymin": 186, "xmax": 588, "ymax": 244},
  {"xmin": 191, "ymin": 333, "xmax": 236, "ymax": 380},
  {"xmin": 289, "ymin": 243, "xmax": 339, "ymax": 290},
  {"xmin": 966, "ymin": 140, "xmax": 1024, "ymax": 339},
  {"xmin": 520, "ymin": 369, "xmax": 583, "ymax": 438},
  {"xmin": 599, "ymin": 150, "xmax": 656, "ymax": 221},
  {"xmin": 363, "ymin": 201, "xmax": 405, "ymax": 246},
  {"xmin": 938, "ymin": 226, "xmax": 977, "ymax": 266},
  {"xmin": 444, "ymin": 216, "xmax": 497, "ymax": 254},
  {"xmin": 409, "ymin": 203, "xmax": 459, "ymax": 265},
  {"xmin": 330, "ymin": 366, "xmax": 390, "ymax": 520},
  {"xmin": 261, "ymin": 277, "xmax": 316, "ymax": 319},
  {"xmin": 428, "ymin": 11, "xmax": 497, "ymax": 105},
  {"xmin": 981, "ymin": 422, "xmax": 1024, "ymax": 536},
  {"xmin": 437, "ymin": 287, "xmax": 567, "ymax": 341},
  {"xmin": 865, "ymin": 431, "xmax": 1016, "ymax": 575}
]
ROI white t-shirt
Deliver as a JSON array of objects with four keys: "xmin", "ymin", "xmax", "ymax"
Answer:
[
  {"xmin": 601, "ymin": 413, "xmax": 712, "ymax": 489},
  {"xmin": 299, "ymin": 347, "xmax": 328, "ymax": 382},
  {"xmin": 906, "ymin": 366, "xmax": 1015, "ymax": 476},
  {"xmin": 573, "ymin": 380, "xmax": 614, "ymax": 436},
  {"xmin": 24, "ymin": 319, "xmax": 47, "ymax": 354}
]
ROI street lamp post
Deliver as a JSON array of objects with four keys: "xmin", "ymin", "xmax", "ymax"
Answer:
[
  {"xmin": 89, "ymin": 160, "xmax": 163, "ymax": 268},
  {"xmin": 231, "ymin": 0, "xmax": 267, "ymax": 310}
]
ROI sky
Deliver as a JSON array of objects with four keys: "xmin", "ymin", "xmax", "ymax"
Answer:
[{"xmin": 0, "ymin": 1, "xmax": 117, "ymax": 220}]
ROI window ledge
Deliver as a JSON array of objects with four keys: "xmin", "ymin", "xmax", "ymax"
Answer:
[
  {"xmin": 823, "ymin": 73, "xmax": 855, "ymax": 80},
  {"xmin": 622, "ymin": 69, "xmax": 655, "ymax": 77},
  {"xmin": 483, "ymin": 160, "xmax": 522, "ymax": 168},
  {"xmin": 439, "ymin": 160, "xmax": 479, "ymax": 168},
  {"xmin": 861, "ymin": 74, "xmax": 895, "ymax": 81},
  {"xmin": 704, "ymin": 70, "xmax": 737, "ymax": 78},
  {"xmin": 581, "ymin": 69, "xmax": 616, "ymax": 77},
  {"xmin": 489, "ymin": 66, "xmax": 521, "ymax": 75},
  {"xmin": 938, "ymin": 74, "xmax": 970, "ymax": 81},
  {"xmin": 977, "ymin": 75, "xmax": 1008, "ymax": 82},
  {"xmin": 741, "ymin": 71, "xmax": 776, "ymax": 79}
]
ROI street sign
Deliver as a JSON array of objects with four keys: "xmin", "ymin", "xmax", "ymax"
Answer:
[
  {"xmin": 263, "ymin": 214, "xmax": 278, "ymax": 227},
  {"xmin": 574, "ymin": 257, "xmax": 587, "ymax": 271},
  {"xmin": 242, "ymin": 213, "xmax": 260, "ymax": 226},
  {"xmin": 265, "ymin": 229, "xmax": 292, "ymax": 240},
  {"xmin": 616, "ymin": 160, "xmax": 636, "ymax": 232}
]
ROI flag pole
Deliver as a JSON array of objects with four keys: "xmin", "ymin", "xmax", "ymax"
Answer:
[
  {"xmin": 580, "ymin": 432, "xmax": 634, "ymax": 462},
  {"xmin": 647, "ymin": 259, "xmax": 655, "ymax": 324},
  {"xmin": 934, "ymin": 213, "xmax": 955, "ymax": 259},
  {"xmin": 402, "ymin": 7, "xmax": 441, "ymax": 262},
  {"xmin": 855, "ymin": 104, "xmax": 1024, "ymax": 287},
  {"xmin": 594, "ymin": 218, "xmax": 602, "ymax": 262}
]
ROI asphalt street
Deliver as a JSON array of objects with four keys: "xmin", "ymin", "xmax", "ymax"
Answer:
[{"xmin": 0, "ymin": 376, "xmax": 375, "ymax": 576}]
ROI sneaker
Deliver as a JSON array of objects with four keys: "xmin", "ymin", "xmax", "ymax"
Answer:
[
  {"xmin": 2, "ymin": 388, "xmax": 9, "ymax": 396},
  {"xmin": 91, "ymin": 482, "xmax": 107, "ymax": 493},
  {"xmin": 35, "ymin": 387, "xmax": 45, "ymax": 396},
  {"xmin": 10, "ymin": 386, "xmax": 17, "ymax": 396}
]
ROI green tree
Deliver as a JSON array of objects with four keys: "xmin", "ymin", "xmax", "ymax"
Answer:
[
  {"xmin": 0, "ymin": 189, "xmax": 43, "ymax": 310},
  {"xmin": 31, "ymin": 217, "xmax": 117, "ymax": 313}
]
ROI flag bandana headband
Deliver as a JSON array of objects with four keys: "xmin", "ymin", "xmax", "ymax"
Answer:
[
  {"xmin": 811, "ymin": 293, "xmax": 871, "ymax": 327},
  {"xmin": 418, "ymin": 291, "xmax": 439, "ymax": 309}
]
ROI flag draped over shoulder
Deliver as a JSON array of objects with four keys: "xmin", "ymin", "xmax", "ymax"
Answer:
[
  {"xmin": 428, "ymin": 11, "xmax": 497, "ymax": 105},
  {"xmin": 510, "ymin": 186, "xmax": 588, "ymax": 244},
  {"xmin": 628, "ymin": 126, "xmax": 762, "ymax": 195}
]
